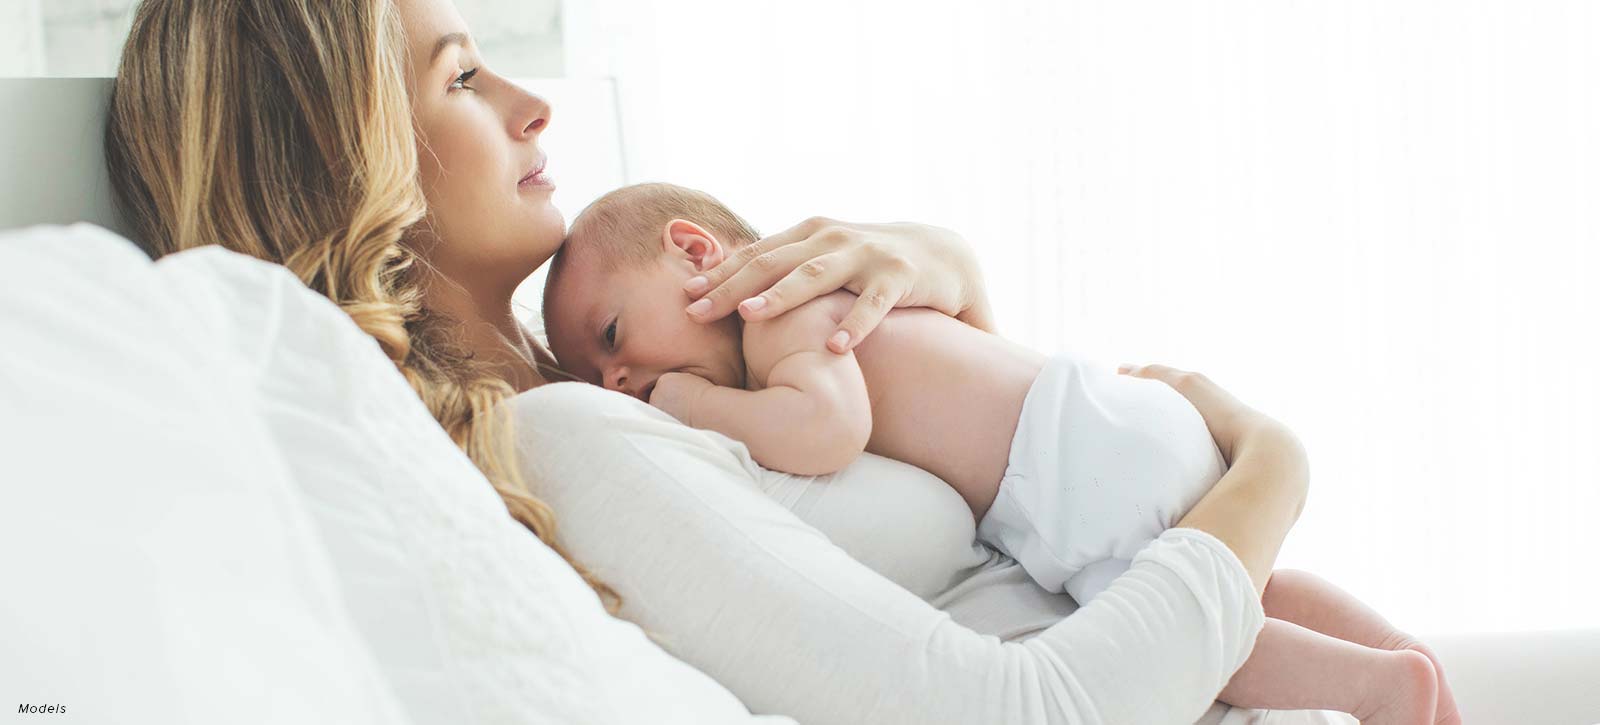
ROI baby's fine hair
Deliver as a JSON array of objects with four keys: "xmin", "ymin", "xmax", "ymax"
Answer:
[{"xmin": 560, "ymin": 182, "xmax": 762, "ymax": 272}]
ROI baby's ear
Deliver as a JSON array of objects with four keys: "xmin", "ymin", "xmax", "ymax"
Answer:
[{"xmin": 662, "ymin": 219, "xmax": 726, "ymax": 271}]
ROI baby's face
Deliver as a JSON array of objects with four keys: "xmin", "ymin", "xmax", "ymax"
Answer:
[{"xmin": 545, "ymin": 249, "xmax": 745, "ymax": 402}]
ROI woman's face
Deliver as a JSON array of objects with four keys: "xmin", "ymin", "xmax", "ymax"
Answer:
[{"xmin": 396, "ymin": 0, "xmax": 561, "ymax": 293}]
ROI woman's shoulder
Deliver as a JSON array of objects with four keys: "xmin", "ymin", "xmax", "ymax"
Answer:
[
  {"xmin": 511, "ymin": 381, "xmax": 644, "ymax": 425},
  {"xmin": 508, "ymin": 381, "xmax": 692, "ymax": 450},
  {"xmin": 506, "ymin": 381, "xmax": 765, "ymax": 492},
  {"xmin": 504, "ymin": 382, "xmax": 634, "ymax": 455}
]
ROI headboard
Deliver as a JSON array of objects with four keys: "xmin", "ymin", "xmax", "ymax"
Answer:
[{"xmin": 0, "ymin": 78, "xmax": 126, "ymax": 235}]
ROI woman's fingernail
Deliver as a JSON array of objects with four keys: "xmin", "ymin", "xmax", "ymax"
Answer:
[
  {"xmin": 829, "ymin": 330, "xmax": 850, "ymax": 351},
  {"xmin": 686, "ymin": 298, "xmax": 712, "ymax": 316},
  {"xmin": 684, "ymin": 276, "xmax": 708, "ymax": 295},
  {"xmin": 739, "ymin": 296, "xmax": 767, "ymax": 314},
  {"xmin": 1116, "ymin": 363, "xmax": 1135, "ymax": 374}
]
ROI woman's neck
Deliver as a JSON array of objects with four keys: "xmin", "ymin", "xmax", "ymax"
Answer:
[{"xmin": 421, "ymin": 272, "xmax": 555, "ymax": 393}]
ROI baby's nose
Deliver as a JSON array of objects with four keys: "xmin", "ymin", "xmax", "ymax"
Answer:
[{"xmin": 603, "ymin": 365, "xmax": 629, "ymax": 393}]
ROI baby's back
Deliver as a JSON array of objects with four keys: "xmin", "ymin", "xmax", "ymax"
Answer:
[{"xmin": 805, "ymin": 292, "xmax": 1045, "ymax": 517}]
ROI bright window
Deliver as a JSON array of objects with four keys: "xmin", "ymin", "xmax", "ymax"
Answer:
[{"xmin": 566, "ymin": 0, "xmax": 1600, "ymax": 635}]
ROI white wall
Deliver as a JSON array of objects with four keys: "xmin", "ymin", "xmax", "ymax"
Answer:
[
  {"xmin": 0, "ymin": 0, "xmax": 45, "ymax": 76},
  {"xmin": 566, "ymin": 0, "xmax": 1600, "ymax": 636},
  {"xmin": 0, "ymin": 0, "xmax": 563, "ymax": 77}
]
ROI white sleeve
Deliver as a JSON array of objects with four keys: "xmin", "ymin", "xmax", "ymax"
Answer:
[{"xmin": 511, "ymin": 383, "xmax": 1264, "ymax": 725}]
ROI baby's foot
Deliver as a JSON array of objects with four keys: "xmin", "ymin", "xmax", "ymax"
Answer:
[
  {"xmin": 1354, "ymin": 649, "xmax": 1437, "ymax": 725},
  {"xmin": 1378, "ymin": 632, "xmax": 1463, "ymax": 725}
]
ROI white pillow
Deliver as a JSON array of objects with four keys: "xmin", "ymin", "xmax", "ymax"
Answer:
[
  {"xmin": 0, "ymin": 224, "xmax": 410, "ymax": 725},
  {"xmin": 0, "ymin": 223, "xmax": 778, "ymax": 725},
  {"xmin": 148, "ymin": 233, "xmax": 780, "ymax": 723}
]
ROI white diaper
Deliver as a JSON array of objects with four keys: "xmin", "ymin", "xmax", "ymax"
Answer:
[{"xmin": 975, "ymin": 353, "xmax": 1226, "ymax": 605}]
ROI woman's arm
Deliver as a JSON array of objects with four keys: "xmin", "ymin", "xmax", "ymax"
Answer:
[
  {"xmin": 682, "ymin": 218, "xmax": 995, "ymax": 352},
  {"xmin": 1118, "ymin": 364, "xmax": 1311, "ymax": 598},
  {"xmin": 512, "ymin": 383, "xmax": 1268, "ymax": 725}
]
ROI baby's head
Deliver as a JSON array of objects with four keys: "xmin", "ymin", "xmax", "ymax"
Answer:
[{"xmin": 543, "ymin": 183, "xmax": 761, "ymax": 401}]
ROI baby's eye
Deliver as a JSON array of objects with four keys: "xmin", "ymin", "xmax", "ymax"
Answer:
[{"xmin": 603, "ymin": 320, "xmax": 617, "ymax": 349}]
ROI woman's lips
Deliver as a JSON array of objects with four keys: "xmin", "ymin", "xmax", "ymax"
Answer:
[{"xmin": 518, "ymin": 159, "xmax": 554, "ymax": 189}]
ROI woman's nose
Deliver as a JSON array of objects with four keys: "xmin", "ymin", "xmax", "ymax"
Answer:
[{"xmin": 506, "ymin": 84, "xmax": 551, "ymax": 139}]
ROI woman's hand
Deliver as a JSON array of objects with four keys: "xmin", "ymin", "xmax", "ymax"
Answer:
[
  {"xmin": 682, "ymin": 217, "xmax": 996, "ymax": 353},
  {"xmin": 1118, "ymin": 362, "xmax": 1308, "ymax": 598},
  {"xmin": 1115, "ymin": 363, "xmax": 1300, "ymax": 466}
]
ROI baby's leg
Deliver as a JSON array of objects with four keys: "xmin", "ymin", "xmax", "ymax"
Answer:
[
  {"xmin": 1262, "ymin": 570, "xmax": 1461, "ymax": 725},
  {"xmin": 1219, "ymin": 617, "xmax": 1437, "ymax": 724}
]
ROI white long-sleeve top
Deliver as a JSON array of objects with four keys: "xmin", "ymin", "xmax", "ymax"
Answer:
[{"xmin": 512, "ymin": 382, "xmax": 1267, "ymax": 724}]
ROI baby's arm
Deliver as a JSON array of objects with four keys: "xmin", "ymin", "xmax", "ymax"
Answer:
[{"xmin": 664, "ymin": 295, "xmax": 872, "ymax": 476}]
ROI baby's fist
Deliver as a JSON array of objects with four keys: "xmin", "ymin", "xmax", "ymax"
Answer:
[{"xmin": 648, "ymin": 371, "xmax": 713, "ymax": 425}]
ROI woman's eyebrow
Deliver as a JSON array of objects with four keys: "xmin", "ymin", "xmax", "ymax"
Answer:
[{"xmin": 431, "ymin": 32, "xmax": 468, "ymax": 64}]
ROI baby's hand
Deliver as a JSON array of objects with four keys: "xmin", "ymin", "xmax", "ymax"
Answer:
[{"xmin": 648, "ymin": 371, "xmax": 714, "ymax": 425}]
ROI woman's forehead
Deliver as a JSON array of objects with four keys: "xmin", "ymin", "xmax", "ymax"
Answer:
[{"xmin": 393, "ymin": 0, "xmax": 473, "ymax": 61}]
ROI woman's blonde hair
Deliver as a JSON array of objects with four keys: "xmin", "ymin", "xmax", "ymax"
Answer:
[{"xmin": 105, "ymin": 0, "xmax": 616, "ymax": 611}]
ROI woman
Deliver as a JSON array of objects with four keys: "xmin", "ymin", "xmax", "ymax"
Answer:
[{"xmin": 103, "ymin": 0, "xmax": 1321, "ymax": 722}]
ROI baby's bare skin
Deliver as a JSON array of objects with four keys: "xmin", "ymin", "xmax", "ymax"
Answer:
[{"xmin": 774, "ymin": 292, "xmax": 1043, "ymax": 519}]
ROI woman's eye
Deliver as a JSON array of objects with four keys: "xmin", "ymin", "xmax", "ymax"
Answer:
[
  {"xmin": 604, "ymin": 320, "xmax": 617, "ymax": 349},
  {"xmin": 449, "ymin": 68, "xmax": 479, "ymax": 91}
]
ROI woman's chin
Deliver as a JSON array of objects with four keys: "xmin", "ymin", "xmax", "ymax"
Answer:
[{"xmin": 517, "ymin": 209, "xmax": 566, "ymax": 262}]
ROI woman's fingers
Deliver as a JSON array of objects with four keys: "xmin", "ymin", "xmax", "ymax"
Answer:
[
  {"xmin": 682, "ymin": 216, "xmax": 971, "ymax": 354},
  {"xmin": 1118, "ymin": 363, "xmax": 1252, "ymax": 462},
  {"xmin": 1117, "ymin": 363, "xmax": 1193, "ymax": 386},
  {"xmin": 736, "ymin": 251, "xmax": 858, "ymax": 323},
  {"xmin": 1117, "ymin": 363, "xmax": 1229, "ymax": 417},
  {"xmin": 686, "ymin": 217, "xmax": 832, "ymax": 293},
  {"xmin": 1117, "ymin": 363, "xmax": 1217, "ymax": 398},
  {"xmin": 685, "ymin": 239, "xmax": 820, "ymax": 322},
  {"xmin": 830, "ymin": 282, "xmax": 901, "ymax": 353}
]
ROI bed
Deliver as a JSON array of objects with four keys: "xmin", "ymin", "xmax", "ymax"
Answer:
[{"xmin": 1, "ymin": 78, "xmax": 1595, "ymax": 725}]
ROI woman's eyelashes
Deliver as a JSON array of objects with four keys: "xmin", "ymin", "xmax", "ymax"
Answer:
[{"xmin": 449, "ymin": 67, "xmax": 479, "ymax": 92}]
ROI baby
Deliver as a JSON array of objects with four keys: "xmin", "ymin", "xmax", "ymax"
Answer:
[{"xmin": 542, "ymin": 183, "xmax": 1459, "ymax": 725}]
